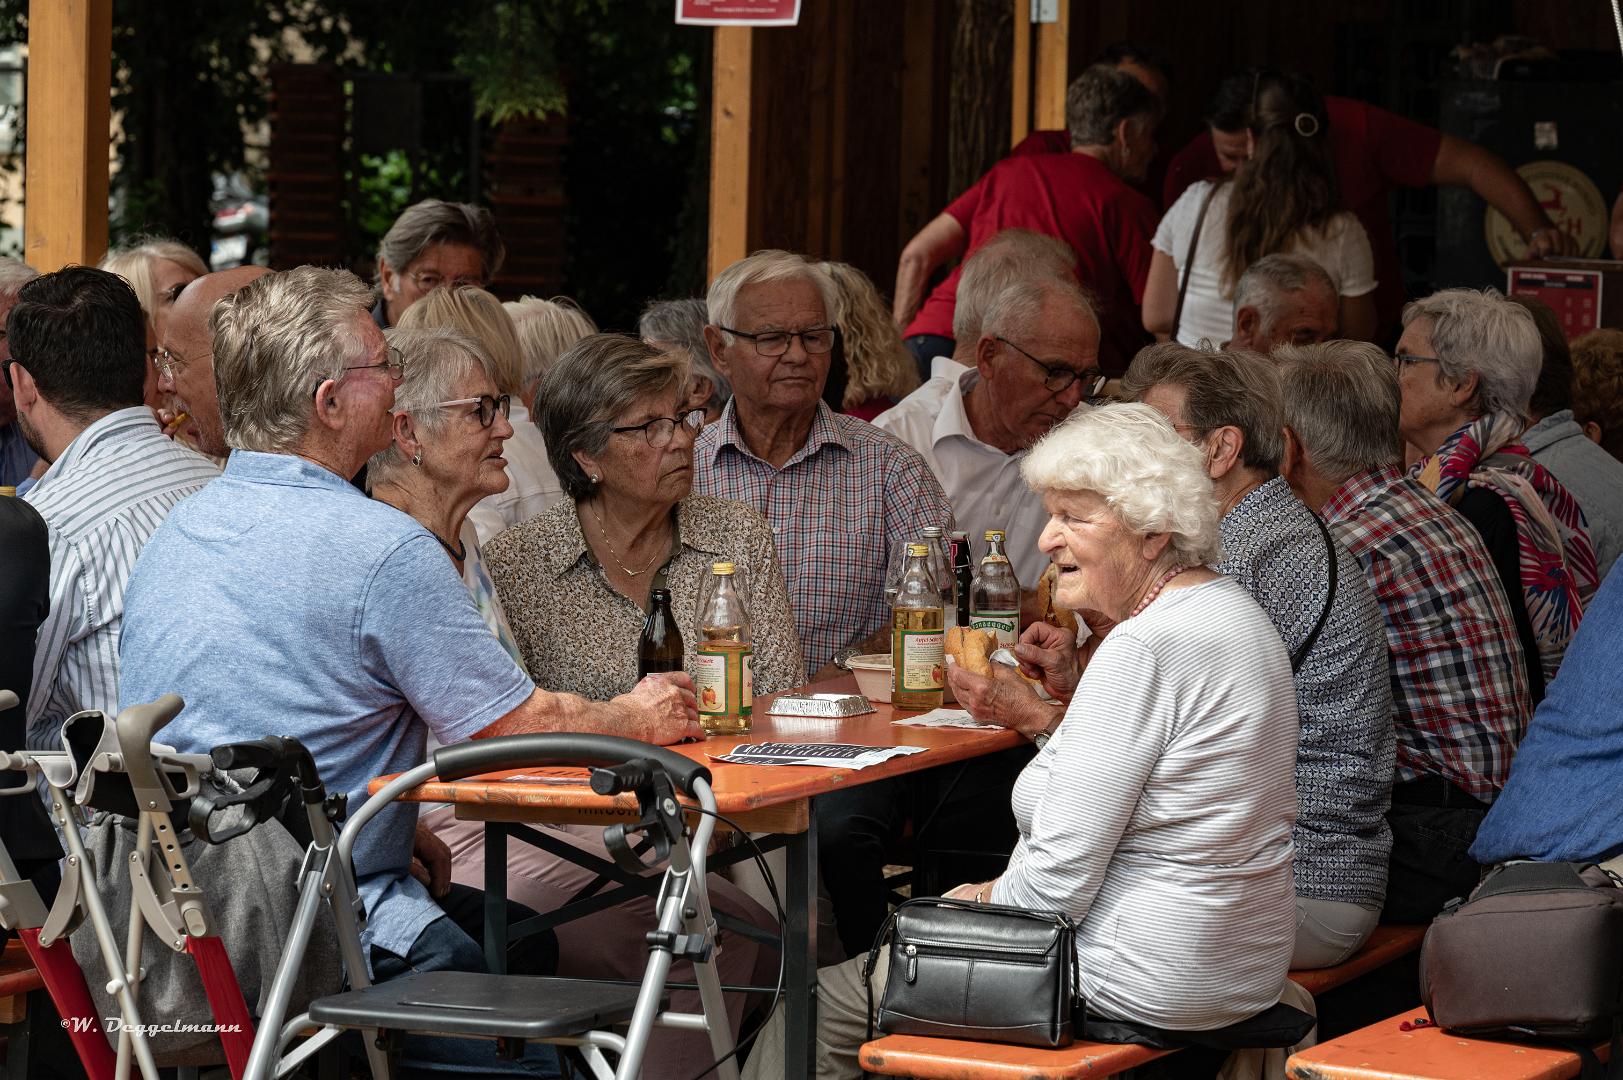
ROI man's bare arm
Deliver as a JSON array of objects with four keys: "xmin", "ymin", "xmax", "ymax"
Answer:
[{"xmin": 474, "ymin": 673, "xmax": 702, "ymax": 745}]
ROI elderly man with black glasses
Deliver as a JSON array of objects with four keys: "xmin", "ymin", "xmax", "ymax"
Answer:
[
  {"xmin": 693, "ymin": 249, "xmax": 954, "ymax": 679},
  {"xmin": 876, "ymin": 265, "xmax": 1101, "ymax": 588}
]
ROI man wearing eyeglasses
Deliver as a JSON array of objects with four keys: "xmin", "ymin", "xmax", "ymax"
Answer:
[
  {"xmin": 875, "ymin": 271, "xmax": 1101, "ymax": 589},
  {"xmin": 7, "ymin": 267, "xmax": 219, "ymax": 751},
  {"xmin": 371, "ymin": 200, "xmax": 503, "ymax": 328},
  {"xmin": 695, "ymin": 250, "xmax": 954, "ymax": 679},
  {"xmin": 158, "ymin": 265, "xmax": 273, "ymax": 458}
]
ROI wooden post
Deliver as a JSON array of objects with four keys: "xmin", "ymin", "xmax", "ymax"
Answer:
[
  {"xmin": 1033, "ymin": 0, "xmax": 1069, "ymax": 132},
  {"xmin": 1009, "ymin": 0, "xmax": 1031, "ymax": 148},
  {"xmin": 24, "ymin": 0, "xmax": 112, "ymax": 271},
  {"xmin": 708, "ymin": 26, "xmax": 753, "ymax": 281}
]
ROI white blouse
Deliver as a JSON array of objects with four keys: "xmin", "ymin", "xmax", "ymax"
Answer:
[
  {"xmin": 991, "ymin": 577, "xmax": 1300, "ymax": 1030},
  {"xmin": 1152, "ymin": 180, "xmax": 1376, "ymax": 349}
]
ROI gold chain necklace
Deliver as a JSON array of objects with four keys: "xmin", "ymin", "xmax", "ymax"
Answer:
[{"xmin": 589, "ymin": 502, "xmax": 664, "ymax": 577}]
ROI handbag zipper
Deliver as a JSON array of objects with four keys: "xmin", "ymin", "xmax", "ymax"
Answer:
[{"xmin": 901, "ymin": 940, "xmax": 1053, "ymax": 983}]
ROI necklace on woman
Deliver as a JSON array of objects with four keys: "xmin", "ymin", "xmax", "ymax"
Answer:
[
  {"xmin": 589, "ymin": 502, "xmax": 664, "ymax": 578},
  {"xmin": 1128, "ymin": 564, "xmax": 1190, "ymax": 619},
  {"xmin": 433, "ymin": 531, "xmax": 466, "ymax": 563}
]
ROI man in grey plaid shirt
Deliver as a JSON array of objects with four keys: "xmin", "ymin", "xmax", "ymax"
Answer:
[{"xmin": 695, "ymin": 250, "xmax": 954, "ymax": 677}]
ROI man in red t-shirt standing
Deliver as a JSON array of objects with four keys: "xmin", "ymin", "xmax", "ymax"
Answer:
[
  {"xmin": 1162, "ymin": 73, "xmax": 1576, "ymax": 343},
  {"xmin": 893, "ymin": 65, "xmax": 1162, "ymax": 377}
]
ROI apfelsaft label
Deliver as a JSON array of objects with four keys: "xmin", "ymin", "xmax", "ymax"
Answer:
[
  {"xmin": 970, "ymin": 610, "xmax": 1018, "ymax": 648},
  {"xmin": 894, "ymin": 630, "xmax": 945, "ymax": 692},
  {"xmin": 696, "ymin": 645, "xmax": 752, "ymax": 717}
]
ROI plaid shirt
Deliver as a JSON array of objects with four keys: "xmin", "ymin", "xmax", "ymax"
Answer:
[
  {"xmin": 694, "ymin": 400, "xmax": 955, "ymax": 673},
  {"xmin": 1324, "ymin": 466, "xmax": 1533, "ymax": 800}
]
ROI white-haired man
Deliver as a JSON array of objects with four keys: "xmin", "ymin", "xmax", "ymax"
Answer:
[
  {"xmin": 876, "ymin": 251, "xmax": 1098, "ymax": 588},
  {"xmin": 0, "ymin": 257, "xmax": 40, "ymax": 489},
  {"xmin": 1276, "ymin": 339, "xmax": 1534, "ymax": 922},
  {"xmin": 120, "ymin": 266, "xmax": 697, "ymax": 1076},
  {"xmin": 1228, "ymin": 253, "xmax": 1339, "ymax": 355},
  {"xmin": 694, "ymin": 249, "xmax": 953, "ymax": 678}
]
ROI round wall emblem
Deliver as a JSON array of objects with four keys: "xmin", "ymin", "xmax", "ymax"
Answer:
[{"xmin": 1485, "ymin": 160, "xmax": 1608, "ymax": 266}]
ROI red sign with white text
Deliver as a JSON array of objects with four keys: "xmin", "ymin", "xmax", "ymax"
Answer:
[{"xmin": 675, "ymin": 0, "xmax": 800, "ymax": 26}]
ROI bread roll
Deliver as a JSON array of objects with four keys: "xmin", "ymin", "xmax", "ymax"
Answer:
[
  {"xmin": 1037, "ymin": 564, "xmax": 1079, "ymax": 636},
  {"xmin": 946, "ymin": 625, "xmax": 995, "ymax": 677}
]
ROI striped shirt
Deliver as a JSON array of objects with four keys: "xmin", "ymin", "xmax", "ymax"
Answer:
[
  {"xmin": 23, "ymin": 407, "xmax": 218, "ymax": 749},
  {"xmin": 1324, "ymin": 465, "xmax": 1532, "ymax": 800},
  {"xmin": 992, "ymin": 577, "xmax": 1299, "ymax": 1030},
  {"xmin": 693, "ymin": 400, "xmax": 954, "ymax": 673},
  {"xmin": 1218, "ymin": 477, "xmax": 1395, "ymax": 909}
]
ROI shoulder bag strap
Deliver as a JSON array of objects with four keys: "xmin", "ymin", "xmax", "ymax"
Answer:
[
  {"xmin": 1171, "ymin": 181, "xmax": 1221, "ymax": 340},
  {"xmin": 1290, "ymin": 514, "xmax": 1338, "ymax": 673}
]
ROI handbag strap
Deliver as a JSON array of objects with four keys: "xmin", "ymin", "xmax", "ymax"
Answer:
[
  {"xmin": 1171, "ymin": 181, "xmax": 1221, "ymax": 340},
  {"xmin": 1290, "ymin": 513, "xmax": 1337, "ymax": 673}
]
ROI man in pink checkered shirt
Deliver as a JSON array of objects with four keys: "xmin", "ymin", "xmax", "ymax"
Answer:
[
  {"xmin": 1278, "ymin": 340, "xmax": 1533, "ymax": 923},
  {"xmin": 694, "ymin": 250, "xmax": 954, "ymax": 677}
]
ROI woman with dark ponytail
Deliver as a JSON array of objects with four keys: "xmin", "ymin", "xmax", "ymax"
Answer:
[{"xmin": 1143, "ymin": 70, "xmax": 1378, "ymax": 348}]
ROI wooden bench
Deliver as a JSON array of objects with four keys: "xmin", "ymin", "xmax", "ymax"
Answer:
[
  {"xmin": 1286, "ymin": 1009, "xmax": 1611, "ymax": 1080},
  {"xmin": 0, "ymin": 938, "xmax": 46, "ymax": 1078},
  {"xmin": 858, "ymin": 926, "xmax": 1427, "ymax": 1079}
]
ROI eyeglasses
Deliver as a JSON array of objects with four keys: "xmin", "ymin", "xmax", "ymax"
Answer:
[
  {"xmin": 716, "ymin": 325, "xmax": 837, "ymax": 357},
  {"xmin": 406, "ymin": 270, "xmax": 484, "ymax": 293},
  {"xmin": 312, "ymin": 346, "xmax": 407, "ymax": 396},
  {"xmin": 996, "ymin": 336, "xmax": 1106, "ymax": 397},
  {"xmin": 611, "ymin": 408, "xmax": 706, "ymax": 448},
  {"xmin": 429, "ymin": 394, "xmax": 511, "ymax": 427},
  {"xmin": 1393, "ymin": 353, "xmax": 1441, "ymax": 369},
  {"xmin": 152, "ymin": 345, "xmax": 204, "ymax": 383}
]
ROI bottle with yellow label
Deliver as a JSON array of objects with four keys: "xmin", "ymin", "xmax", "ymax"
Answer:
[
  {"xmin": 891, "ymin": 542, "xmax": 945, "ymax": 711},
  {"xmin": 694, "ymin": 561, "xmax": 753, "ymax": 735}
]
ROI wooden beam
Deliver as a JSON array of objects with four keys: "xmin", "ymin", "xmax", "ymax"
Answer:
[
  {"xmin": 896, "ymin": 0, "xmax": 936, "ymax": 250},
  {"xmin": 24, "ymin": 0, "xmax": 112, "ymax": 271},
  {"xmin": 1010, "ymin": 0, "xmax": 1031, "ymax": 148},
  {"xmin": 708, "ymin": 26, "xmax": 753, "ymax": 280},
  {"xmin": 1033, "ymin": 0, "xmax": 1070, "ymax": 131}
]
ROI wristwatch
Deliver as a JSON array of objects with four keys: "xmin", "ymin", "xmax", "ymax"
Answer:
[
  {"xmin": 1033, "ymin": 732, "xmax": 1051, "ymax": 751},
  {"xmin": 832, "ymin": 646, "xmax": 861, "ymax": 671}
]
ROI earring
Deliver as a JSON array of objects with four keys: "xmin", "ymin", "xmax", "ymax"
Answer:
[
  {"xmin": 411, "ymin": 451, "xmax": 423, "ymax": 467},
  {"xmin": 590, "ymin": 474, "xmax": 601, "ymax": 484}
]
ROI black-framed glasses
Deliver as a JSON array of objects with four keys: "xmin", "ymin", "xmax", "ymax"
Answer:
[
  {"xmin": 716, "ymin": 325, "xmax": 837, "ymax": 357},
  {"xmin": 1393, "ymin": 353, "xmax": 1441, "ymax": 370},
  {"xmin": 996, "ymin": 336, "xmax": 1106, "ymax": 397},
  {"xmin": 429, "ymin": 393, "xmax": 511, "ymax": 427},
  {"xmin": 611, "ymin": 408, "xmax": 705, "ymax": 448}
]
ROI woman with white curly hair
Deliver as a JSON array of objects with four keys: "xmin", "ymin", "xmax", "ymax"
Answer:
[{"xmin": 742, "ymin": 403, "xmax": 1303, "ymax": 1079}]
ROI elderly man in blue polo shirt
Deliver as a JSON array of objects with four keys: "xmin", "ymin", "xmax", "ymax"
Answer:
[{"xmin": 119, "ymin": 266, "xmax": 699, "ymax": 1076}]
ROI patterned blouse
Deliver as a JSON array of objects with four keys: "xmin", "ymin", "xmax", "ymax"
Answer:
[{"xmin": 482, "ymin": 495, "xmax": 806, "ymax": 702}]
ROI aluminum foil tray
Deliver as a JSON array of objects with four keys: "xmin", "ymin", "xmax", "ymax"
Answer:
[{"xmin": 766, "ymin": 693, "xmax": 876, "ymax": 718}]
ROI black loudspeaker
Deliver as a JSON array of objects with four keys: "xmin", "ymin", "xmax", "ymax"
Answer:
[{"xmin": 1435, "ymin": 75, "xmax": 1623, "ymax": 290}]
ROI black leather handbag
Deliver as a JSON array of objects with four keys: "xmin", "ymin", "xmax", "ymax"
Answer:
[{"xmin": 863, "ymin": 896, "xmax": 1081, "ymax": 1049}]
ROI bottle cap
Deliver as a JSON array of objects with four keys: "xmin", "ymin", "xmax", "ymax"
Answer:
[
  {"xmin": 712, "ymin": 561, "xmax": 735, "ymax": 575},
  {"xmin": 922, "ymin": 525, "xmax": 943, "ymax": 536},
  {"xmin": 651, "ymin": 588, "xmax": 671, "ymax": 599},
  {"xmin": 984, "ymin": 529, "xmax": 1005, "ymax": 542},
  {"xmin": 906, "ymin": 543, "xmax": 929, "ymax": 557},
  {"xmin": 0, "ymin": 486, "xmax": 13, "ymax": 498},
  {"xmin": 950, "ymin": 530, "xmax": 968, "ymax": 540}
]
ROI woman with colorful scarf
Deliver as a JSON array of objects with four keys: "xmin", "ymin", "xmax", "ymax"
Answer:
[{"xmin": 1396, "ymin": 288, "xmax": 1598, "ymax": 701}]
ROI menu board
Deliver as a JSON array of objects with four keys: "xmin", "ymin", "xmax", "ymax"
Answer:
[
  {"xmin": 675, "ymin": 0, "xmax": 800, "ymax": 25},
  {"xmin": 1507, "ymin": 266, "xmax": 1604, "ymax": 339}
]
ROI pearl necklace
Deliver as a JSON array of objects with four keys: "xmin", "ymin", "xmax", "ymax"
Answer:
[{"xmin": 1128, "ymin": 565, "xmax": 1190, "ymax": 619}]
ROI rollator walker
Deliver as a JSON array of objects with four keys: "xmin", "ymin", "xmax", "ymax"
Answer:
[{"xmin": 188, "ymin": 730, "xmax": 743, "ymax": 1080}]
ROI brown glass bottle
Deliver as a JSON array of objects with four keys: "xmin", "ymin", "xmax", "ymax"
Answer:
[{"xmin": 637, "ymin": 588, "xmax": 685, "ymax": 678}]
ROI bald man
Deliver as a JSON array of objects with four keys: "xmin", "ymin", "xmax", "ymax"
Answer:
[{"xmin": 157, "ymin": 266, "xmax": 272, "ymax": 457}]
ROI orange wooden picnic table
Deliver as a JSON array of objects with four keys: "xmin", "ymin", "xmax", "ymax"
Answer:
[
  {"xmin": 371, "ymin": 675, "xmax": 1023, "ymax": 1080},
  {"xmin": 1287, "ymin": 1008, "xmax": 1609, "ymax": 1080}
]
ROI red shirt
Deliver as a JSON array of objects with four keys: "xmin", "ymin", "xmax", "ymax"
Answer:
[
  {"xmin": 1010, "ymin": 130, "xmax": 1172, "ymax": 210},
  {"xmin": 1162, "ymin": 96, "xmax": 1443, "ymax": 342},
  {"xmin": 905, "ymin": 153, "xmax": 1158, "ymax": 375}
]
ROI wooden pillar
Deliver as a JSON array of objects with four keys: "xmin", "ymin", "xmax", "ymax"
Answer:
[
  {"xmin": 24, "ymin": 0, "xmax": 112, "ymax": 271},
  {"xmin": 1010, "ymin": 0, "xmax": 1031, "ymax": 148},
  {"xmin": 708, "ymin": 26, "xmax": 753, "ymax": 281},
  {"xmin": 1033, "ymin": 0, "xmax": 1070, "ymax": 131}
]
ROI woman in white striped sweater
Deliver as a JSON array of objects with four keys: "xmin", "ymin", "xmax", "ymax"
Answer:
[{"xmin": 743, "ymin": 403, "xmax": 1302, "ymax": 1079}]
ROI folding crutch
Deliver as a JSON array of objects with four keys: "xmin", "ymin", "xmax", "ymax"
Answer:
[{"xmin": 62, "ymin": 695, "xmax": 259, "ymax": 1079}]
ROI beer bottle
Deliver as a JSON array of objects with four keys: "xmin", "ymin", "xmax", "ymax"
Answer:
[
  {"xmin": 921, "ymin": 525, "xmax": 957, "ymax": 629},
  {"xmin": 950, "ymin": 530, "xmax": 973, "ymax": 627},
  {"xmin": 970, "ymin": 529, "xmax": 1020, "ymax": 648},
  {"xmin": 637, "ymin": 588, "xmax": 684, "ymax": 678},
  {"xmin": 695, "ymin": 562, "xmax": 753, "ymax": 735},
  {"xmin": 891, "ymin": 543, "xmax": 946, "ymax": 711}
]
